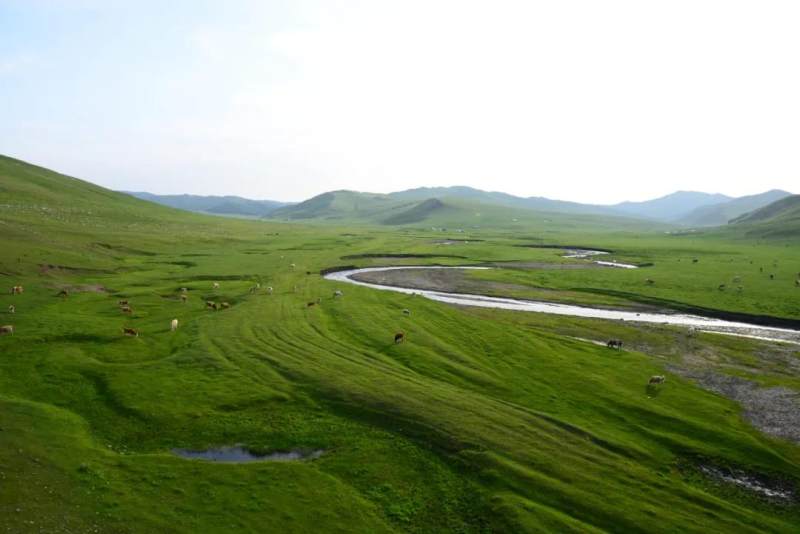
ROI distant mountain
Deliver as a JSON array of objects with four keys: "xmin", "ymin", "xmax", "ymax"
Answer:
[
  {"xmin": 724, "ymin": 195, "xmax": 800, "ymax": 239},
  {"xmin": 730, "ymin": 194, "xmax": 800, "ymax": 224},
  {"xmin": 678, "ymin": 189, "xmax": 792, "ymax": 226},
  {"xmin": 612, "ymin": 191, "xmax": 732, "ymax": 221},
  {"xmin": 389, "ymin": 186, "xmax": 623, "ymax": 216},
  {"xmin": 124, "ymin": 192, "xmax": 290, "ymax": 217}
]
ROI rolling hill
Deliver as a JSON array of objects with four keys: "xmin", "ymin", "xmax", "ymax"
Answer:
[
  {"xmin": 125, "ymin": 191, "xmax": 289, "ymax": 217},
  {"xmin": 678, "ymin": 189, "xmax": 792, "ymax": 226},
  {"xmin": 613, "ymin": 191, "xmax": 732, "ymax": 221}
]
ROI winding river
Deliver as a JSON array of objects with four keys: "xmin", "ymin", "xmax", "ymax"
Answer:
[{"xmin": 324, "ymin": 265, "xmax": 800, "ymax": 344}]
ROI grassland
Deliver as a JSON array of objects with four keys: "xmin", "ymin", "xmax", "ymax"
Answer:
[{"xmin": 1, "ymin": 155, "xmax": 799, "ymax": 532}]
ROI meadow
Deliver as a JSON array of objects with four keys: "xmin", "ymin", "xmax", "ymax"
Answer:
[{"xmin": 1, "ymin": 156, "xmax": 799, "ymax": 532}]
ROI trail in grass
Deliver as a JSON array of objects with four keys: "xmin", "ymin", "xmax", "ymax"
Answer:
[{"xmin": 325, "ymin": 266, "xmax": 800, "ymax": 344}]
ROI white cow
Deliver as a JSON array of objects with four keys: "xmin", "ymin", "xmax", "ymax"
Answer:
[
  {"xmin": 0, "ymin": 325, "xmax": 13, "ymax": 336},
  {"xmin": 171, "ymin": 319, "xmax": 179, "ymax": 332},
  {"xmin": 333, "ymin": 290, "xmax": 343, "ymax": 298},
  {"xmin": 212, "ymin": 282, "xmax": 220, "ymax": 289}
]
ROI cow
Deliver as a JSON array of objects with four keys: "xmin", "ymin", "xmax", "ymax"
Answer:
[
  {"xmin": 180, "ymin": 294, "xmax": 188, "ymax": 303},
  {"xmin": 120, "ymin": 305, "xmax": 132, "ymax": 314},
  {"xmin": 57, "ymin": 289, "xmax": 69, "ymax": 298},
  {"xmin": 220, "ymin": 302, "xmax": 230, "ymax": 309},
  {"xmin": 122, "ymin": 327, "xmax": 138, "ymax": 337},
  {"xmin": 692, "ymin": 258, "xmax": 699, "ymax": 264},
  {"xmin": 249, "ymin": 286, "xmax": 258, "ymax": 294},
  {"xmin": 267, "ymin": 286, "xmax": 274, "ymax": 294},
  {"xmin": 333, "ymin": 290, "xmax": 343, "ymax": 298},
  {"xmin": 306, "ymin": 301, "xmax": 317, "ymax": 308},
  {"xmin": 718, "ymin": 284, "xmax": 726, "ymax": 291},
  {"xmin": 290, "ymin": 263, "xmax": 296, "ymax": 270},
  {"xmin": 118, "ymin": 300, "xmax": 129, "ymax": 306},
  {"xmin": 212, "ymin": 282, "xmax": 220, "ymax": 289},
  {"xmin": 606, "ymin": 339, "xmax": 623, "ymax": 350},
  {"xmin": 687, "ymin": 326, "xmax": 696, "ymax": 337},
  {"xmin": 796, "ymin": 279, "xmax": 800, "ymax": 287},
  {"xmin": 206, "ymin": 301, "xmax": 216, "ymax": 310},
  {"xmin": 10, "ymin": 286, "xmax": 24, "ymax": 295},
  {"xmin": 394, "ymin": 332, "xmax": 405, "ymax": 344},
  {"xmin": 645, "ymin": 279, "xmax": 655, "ymax": 285},
  {"xmin": 8, "ymin": 305, "xmax": 15, "ymax": 314},
  {"xmin": 0, "ymin": 325, "xmax": 13, "ymax": 336},
  {"xmin": 171, "ymin": 319, "xmax": 179, "ymax": 332},
  {"xmin": 402, "ymin": 309, "xmax": 411, "ymax": 316},
  {"xmin": 180, "ymin": 287, "xmax": 188, "ymax": 293},
  {"xmin": 648, "ymin": 375, "xmax": 666, "ymax": 385}
]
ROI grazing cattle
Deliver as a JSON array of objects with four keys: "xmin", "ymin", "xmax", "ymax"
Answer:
[
  {"xmin": 255, "ymin": 283, "xmax": 261, "ymax": 289},
  {"xmin": 306, "ymin": 271, "xmax": 312, "ymax": 275},
  {"xmin": 120, "ymin": 305, "xmax": 132, "ymax": 314},
  {"xmin": 687, "ymin": 326, "xmax": 696, "ymax": 337},
  {"xmin": 220, "ymin": 302, "xmax": 230, "ymax": 309},
  {"xmin": 333, "ymin": 290, "xmax": 343, "ymax": 298},
  {"xmin": 122, "ymin": 327, "xmax": 138, "ymax": 337},
  {"xmin": 692, "ymin": 258, "xmax": 698, "ymax": 263},
  {"xmin": 57, "ymin": 289, "xmax": 69, "ymax": 298},
  {"xmin": 402, "ymin": 309, "xmax": 411, "ymax": 316},
  {"xmin": 206, "ymin": 301, "xmax": 216, "ymax": 310},
  {"xmin": 0, "ymin": 325, "xmax": 13, "ymax": 336},
  {"xmin": 180, "ymin": 287, "xmax": 188, "ymax": 293},
  {"xmin": 394, "ymin": 332, "xmax": 405, "ymax": 344},
  {"xmin": 795, "ymin": 279, "xmax": 800, "ymax": 287},
  {"xmin": 606, "ymin": 339, "xmax": 623, "ymax": 350},
  {"xmin": 212, "ymin": 282, "xmax": 220, "ymax": 289},
  {"xmin": 180, "ymin": 294, "xmax": 188, "ymax": 303},
  {"xmin": 171, "ymin": 319, "xmax": 179, "ymax": 331},
  {"xmin": 290, "ymin": 263, "xmax": 296, "ymax": 270},
  {"xmin": 645, "ymin": 279, "xmax": 655, "ymax": 285},
  {"xmin": 118, "ymin": 300, "xmax": 129, "ymax": 306},
  {"xmin": 267, "ymin": 286, "xmax": 274, "ymax": 294},
  {"xmin": 10, "ymin": 285, "xmax": 24, "ymax": 295},
  {"xmin": 718, "ymin": 284, "xmax": 726, "ymax": 291},
  {"xmin": 648, "ymin": 375, "xmax": 666, "ymax": 385},
  {"xmin": 8, "ymin": 305, "xmax": 15, "ymax": 314},
  {"xmin": 249, "ymin": 286, "xmax": 258, "ymax": 294},
  {"xmin": 306, "ymin": 301, "xmax": 316, "ymax": 308}
]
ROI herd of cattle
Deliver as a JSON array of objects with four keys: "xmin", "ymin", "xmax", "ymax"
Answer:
[{"xmin": 2, "ymin": 279, "xmax": 673, "ymax": 387}]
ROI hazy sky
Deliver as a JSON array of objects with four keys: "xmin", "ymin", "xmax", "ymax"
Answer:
[{"xmin": 1, "ymin": 1, "xmax": 798, "ymax": 203}]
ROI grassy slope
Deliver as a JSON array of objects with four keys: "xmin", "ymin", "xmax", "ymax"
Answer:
[{"xmin": 1, "ymin": 155, "xmax": 799, "ymax": 532}]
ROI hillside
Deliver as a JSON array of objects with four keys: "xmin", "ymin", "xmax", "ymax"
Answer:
[
  {"xmin": 678, "ymin": 189, "xmax": 792, "ymax": 226},
  {"xmin": 125, "ymin": 191, "xmax": 289, "ymax": 217},
  {"xmin": 2, "ymin": 155, "xmax": 800, "ymax": 532},
  {"xmin": 613, "ymin": 191, "xmax": 732, "ymax": 221}
]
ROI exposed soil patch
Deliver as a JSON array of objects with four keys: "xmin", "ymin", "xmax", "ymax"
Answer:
[
  {"xmin": 677, "ymin": 370, "xmax": 800, "ymax": 444},
  {"xmin": 50, "ymin": 283, "xmax": 108, "ymax": 293},
  {"xmin": 483, "ymin": 261, "xmax": 604, "ymax": 270},
  {"xmin": 513, "ymin": 244, "xmax": 615, "ymax": 253},
  {"xmin": 38, "ymin": 264, "xmax": 114, "ymax": 275},
  {"xmin": 173, "ymin": 445, "xmax": 325, "ymax": 463}
]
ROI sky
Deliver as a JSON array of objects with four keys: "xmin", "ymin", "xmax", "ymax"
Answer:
[{"xmin": 1, "ymin": 0, "xmax": 798, "ymax": 203}]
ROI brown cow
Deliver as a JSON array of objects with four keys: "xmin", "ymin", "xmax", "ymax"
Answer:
[
  {"xmin": 206, "ymin": 301, "xmax": 216, "ymax": 310},
  {"xmin": 122, "ymin": 327, "xmax": 138, "ymax": 337},
  {"xmin": 118, "ymin": 300, "xmax": 129, "ymax": 306},
  {"xmin": 394, "ymin": 332, "xmax": 405, "ymax": 344},
  {"xmin": 0, "ymin": 325, "xmax": 13, "ymax": 336},
  {"xmin": 648, "ymin": 375, "xmax": 666, "ymax": 385}
]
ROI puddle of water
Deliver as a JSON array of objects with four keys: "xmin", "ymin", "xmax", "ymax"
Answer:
[
  {"xmin": 699, "ymin": 465, "xmax": 795, "ymax": 502},
  {"xmin": 324, "ymin": 266, "xmax": 800, "ymax": 344},
  {"xmin": 172, "ymin": 446, "xmax": 325, "ymax": 463}
]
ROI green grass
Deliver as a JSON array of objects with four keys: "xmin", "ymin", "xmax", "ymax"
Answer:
[{"xmin": 1, "ymin": 154, "xmax": 799, "ymax": 532}]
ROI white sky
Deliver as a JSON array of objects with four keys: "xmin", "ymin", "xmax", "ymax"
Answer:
[{"xmin": 1, "ymin": 0, "xmax": 798, "ymax": 203}]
